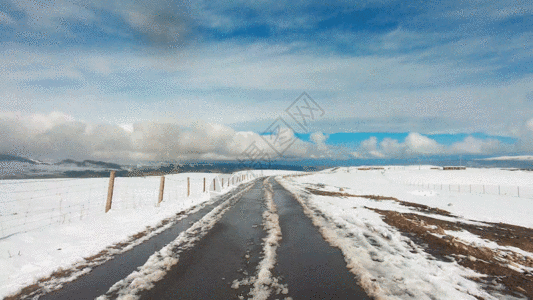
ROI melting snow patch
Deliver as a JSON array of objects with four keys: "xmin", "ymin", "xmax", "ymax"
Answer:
[
  {"xmin": 235, "ymin": 178, "xmax": 286, "ymax": 300},
  {"xmin": 276, "ymin": 178, "xmax": 522, "ymax": 300}
]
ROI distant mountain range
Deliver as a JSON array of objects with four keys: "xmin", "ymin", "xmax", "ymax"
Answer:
[
  {"xmin": 0, "ymin": 154, "xmax": 126, "ymax": 179},
  {"xmin": 55, "ymin": 159, "xmax": 122, "ymax": 170},
  {"xmin": 0, "ymin": 154, "xmax": 321, "ymax": 180},
  {"xmin": 0, "ymin": 154, "xmax": 122, "ymax": 169},
  {"xmin": 0, "ymin": 154, "xmax": 47, "ymax": 165}
]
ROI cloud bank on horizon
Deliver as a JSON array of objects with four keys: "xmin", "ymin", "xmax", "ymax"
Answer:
[
  {"xmin": 1, "ymin": 111, "xmax": 531, "ymax": 162},
  {"xmin": 0, "ymin": 0, "xmax": 532, "ymax": 161}
]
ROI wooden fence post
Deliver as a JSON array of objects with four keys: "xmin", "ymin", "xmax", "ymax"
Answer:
[
  {"xmin": 105, "ymin": 171, "xmax": 116, "ymax": 213},
  {"xmin": 157, "ymin": 176, "xmax": 165, "ymax": 205},
  {"xmin": 187, "ymin": 177, "xmax": 190, "ymax": 197},
  {"xmin": 222, "ymin": 178, "xmax": 224, "ymax": 188},
  {"xmin": 518, "ymin": 186, "xmax": 520, "ymax": 197},
  {"xmin": 203, "ymin": 178, "xmax": 206, "ymax": 193},
  {"xmin": 213, "ymin": 178, "xmax": 216, "ymax": 191}
]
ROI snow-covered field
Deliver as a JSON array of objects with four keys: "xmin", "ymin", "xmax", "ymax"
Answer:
[
  {"xmin": 277, "ymin": 166, "xmax": 533, "ymax": 299},
  {"xmin": 6, "ymin": 166, "xmax": 532, "ymax": 299},
  {"xmin": 0, "ymin": 170, "xmax": 274, "ymax": 298},
  {"xmin": 481, "ymin": 155, "xmax": 533, "ymax": 161},
  {"xmin": 309, "ymin": 166, "xmax": 533, "ymax": 228}
]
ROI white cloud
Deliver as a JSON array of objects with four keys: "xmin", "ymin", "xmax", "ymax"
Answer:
[
  {"xmin": 379, "ymin": 137, "xmax": 405, "ymax": 157},
  {"xmin": 449, "ymin": 136, "xmax": 504, "ymax": 154},
  {"xmin": 1, "ymin": 40, "xmax": 533, "ymax": 137},
  {"xmin": 357, "ymin": 136, "xmax": 387, "ymax": 158},
  {"xmin": 310, "ymin": 131, "xmax": 328, "ymax": 153},
  {"xmin": 0, "ymin": 110, "xmax": 525, "ymax": 162},
  {"xmin": 404, "ymin": 132, "xmax": 444, "ymax": 155},
  {"xmin": 13, "ymin": 0, "xmax": 95, "ymax": 31},
  {"xmin": 356, "ymin": 133, "xmax": 444, "ymax": 158},
  {"xmin": 515, "ymin": 117, "xmax": 533, "ymax": 152},
  {"xmin": 0, "ymin": 111, "xmax": 326, "ymax": 162},
  {"xmin": 0, "ymin": 11, "xmax": 14, "ymax": 24},
  {"xmin": 356, "ymin": 132, "xmax": 511, "ymax": 158}
]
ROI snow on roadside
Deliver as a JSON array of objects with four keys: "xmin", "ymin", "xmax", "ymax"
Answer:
[
  {"xmin": 276, "ymin": 176, "xmax": 521, "ymax": 300},
  {"xmin": 5, "ymin": 202, "xmax": 209, "ymax": 300},
  {"xmin": 0, "ymin": 171, "xmax": 256, "ymax": 299},
  {"xmin": 95, "ymin": 180, "xmax": 256, "ymax": 300}
]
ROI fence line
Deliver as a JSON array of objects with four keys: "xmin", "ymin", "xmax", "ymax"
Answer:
[
  {"xmin": 0, "ymin": 171, "xmax": 258, "ymax": 240},
  {"xmin": 406, "ymin": 181, "xmax": 532, "ymax": 198}
]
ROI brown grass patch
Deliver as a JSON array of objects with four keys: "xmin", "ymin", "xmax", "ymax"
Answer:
[
  {"xmin": 391, "ymin": 212, "xmax": 533, "ymax": 255},
  {"xmin": 306, "ymin": 187, "xmax": 453, "ymax": 217},
  {"xmin": 4, "ymin": 284, "xmax": 40, "ymax": 300},
  {"xmin": 132, "ymin": 231, "xmax": 148, "ymax": 240},
  {"xmin": 49, "ymin": 268, "xmax": 74, "ymax": 278},
  {"xmin": 396, "ymin": 201, "xmax": 453, "ymax": 216},
  {"xmin": 369, "ymin": 208, "xmax": 533, "ymax": 299},
  {"xmin": 84, "ymin": 250, "xmax": 108, "ymax": 262}
]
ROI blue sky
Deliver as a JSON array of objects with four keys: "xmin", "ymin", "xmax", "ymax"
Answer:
[{"xmin": 0, "ymin": 0, "xmax": 532, "ymax": 162}]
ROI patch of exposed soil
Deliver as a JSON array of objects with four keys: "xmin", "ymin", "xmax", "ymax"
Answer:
[
  {"xmin": 469, "ymin": 221, "xmax": 533, "ymax": 253},
  {"xmin": 84, "ymin": 250, "xmax": 108, "ymax": 262},
  {"xmin": 379, "ymin": 210, "xmax": 533, "ymax": 257},
  {"xmin": 306, "ymin": 187, "xmax": 452, "ymax": 216},
  {"xmin": 4, "ymin": 284, "xmax": 40, "ymax": 300},
  {"xmin": 368, "ymin": 208, "xmax": 533, "ymax": 299}
]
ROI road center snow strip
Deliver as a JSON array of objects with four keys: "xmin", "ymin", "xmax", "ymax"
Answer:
[
  {"xmin": 246, "ymin": 178, "xmax": 286, "ymax": 300},
  {"xmin": 95, "ymin": 180, "xmax": 257, "ymax": 300},
  {"xmin": 231, "ymin": 178, "xmax": 288, "ymax": 300}
]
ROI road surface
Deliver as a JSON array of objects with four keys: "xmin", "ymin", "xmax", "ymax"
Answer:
[{"xmin": 35, "ymin": 177, "xmax": 369, "ymax": 299}]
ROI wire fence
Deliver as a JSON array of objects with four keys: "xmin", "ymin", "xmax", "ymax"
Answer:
[
  {"xmin": 406, "ymin": 181, "xmax": 533, "ymax": 198},
  {"xmin": 0, "ymin": 172, "xmax": 257, "ymax": 240}
]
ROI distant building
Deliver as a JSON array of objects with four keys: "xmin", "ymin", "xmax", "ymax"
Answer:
[{"xmin": 443, "ymin": 166, "xmax": 466, "ymax": 170}]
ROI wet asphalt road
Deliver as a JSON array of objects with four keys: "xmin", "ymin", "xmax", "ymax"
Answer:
[
  {"xmin": 271, "ymin": 180, "xmax": 369, "ymax": 300},
  {"xmin": 38, "ymin": 183, "xmax": 251, "ymax": 300},
  {"xmin": 138, "ymin": 180, "xmax": 267, "ymax": 300},
  {"xmin": 41, "ymin": 177, "xmax": 370, "ymax": 299},
  {"xmin": 138, "ymin": 178, "xmax": 369, "ymax": 300}
]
